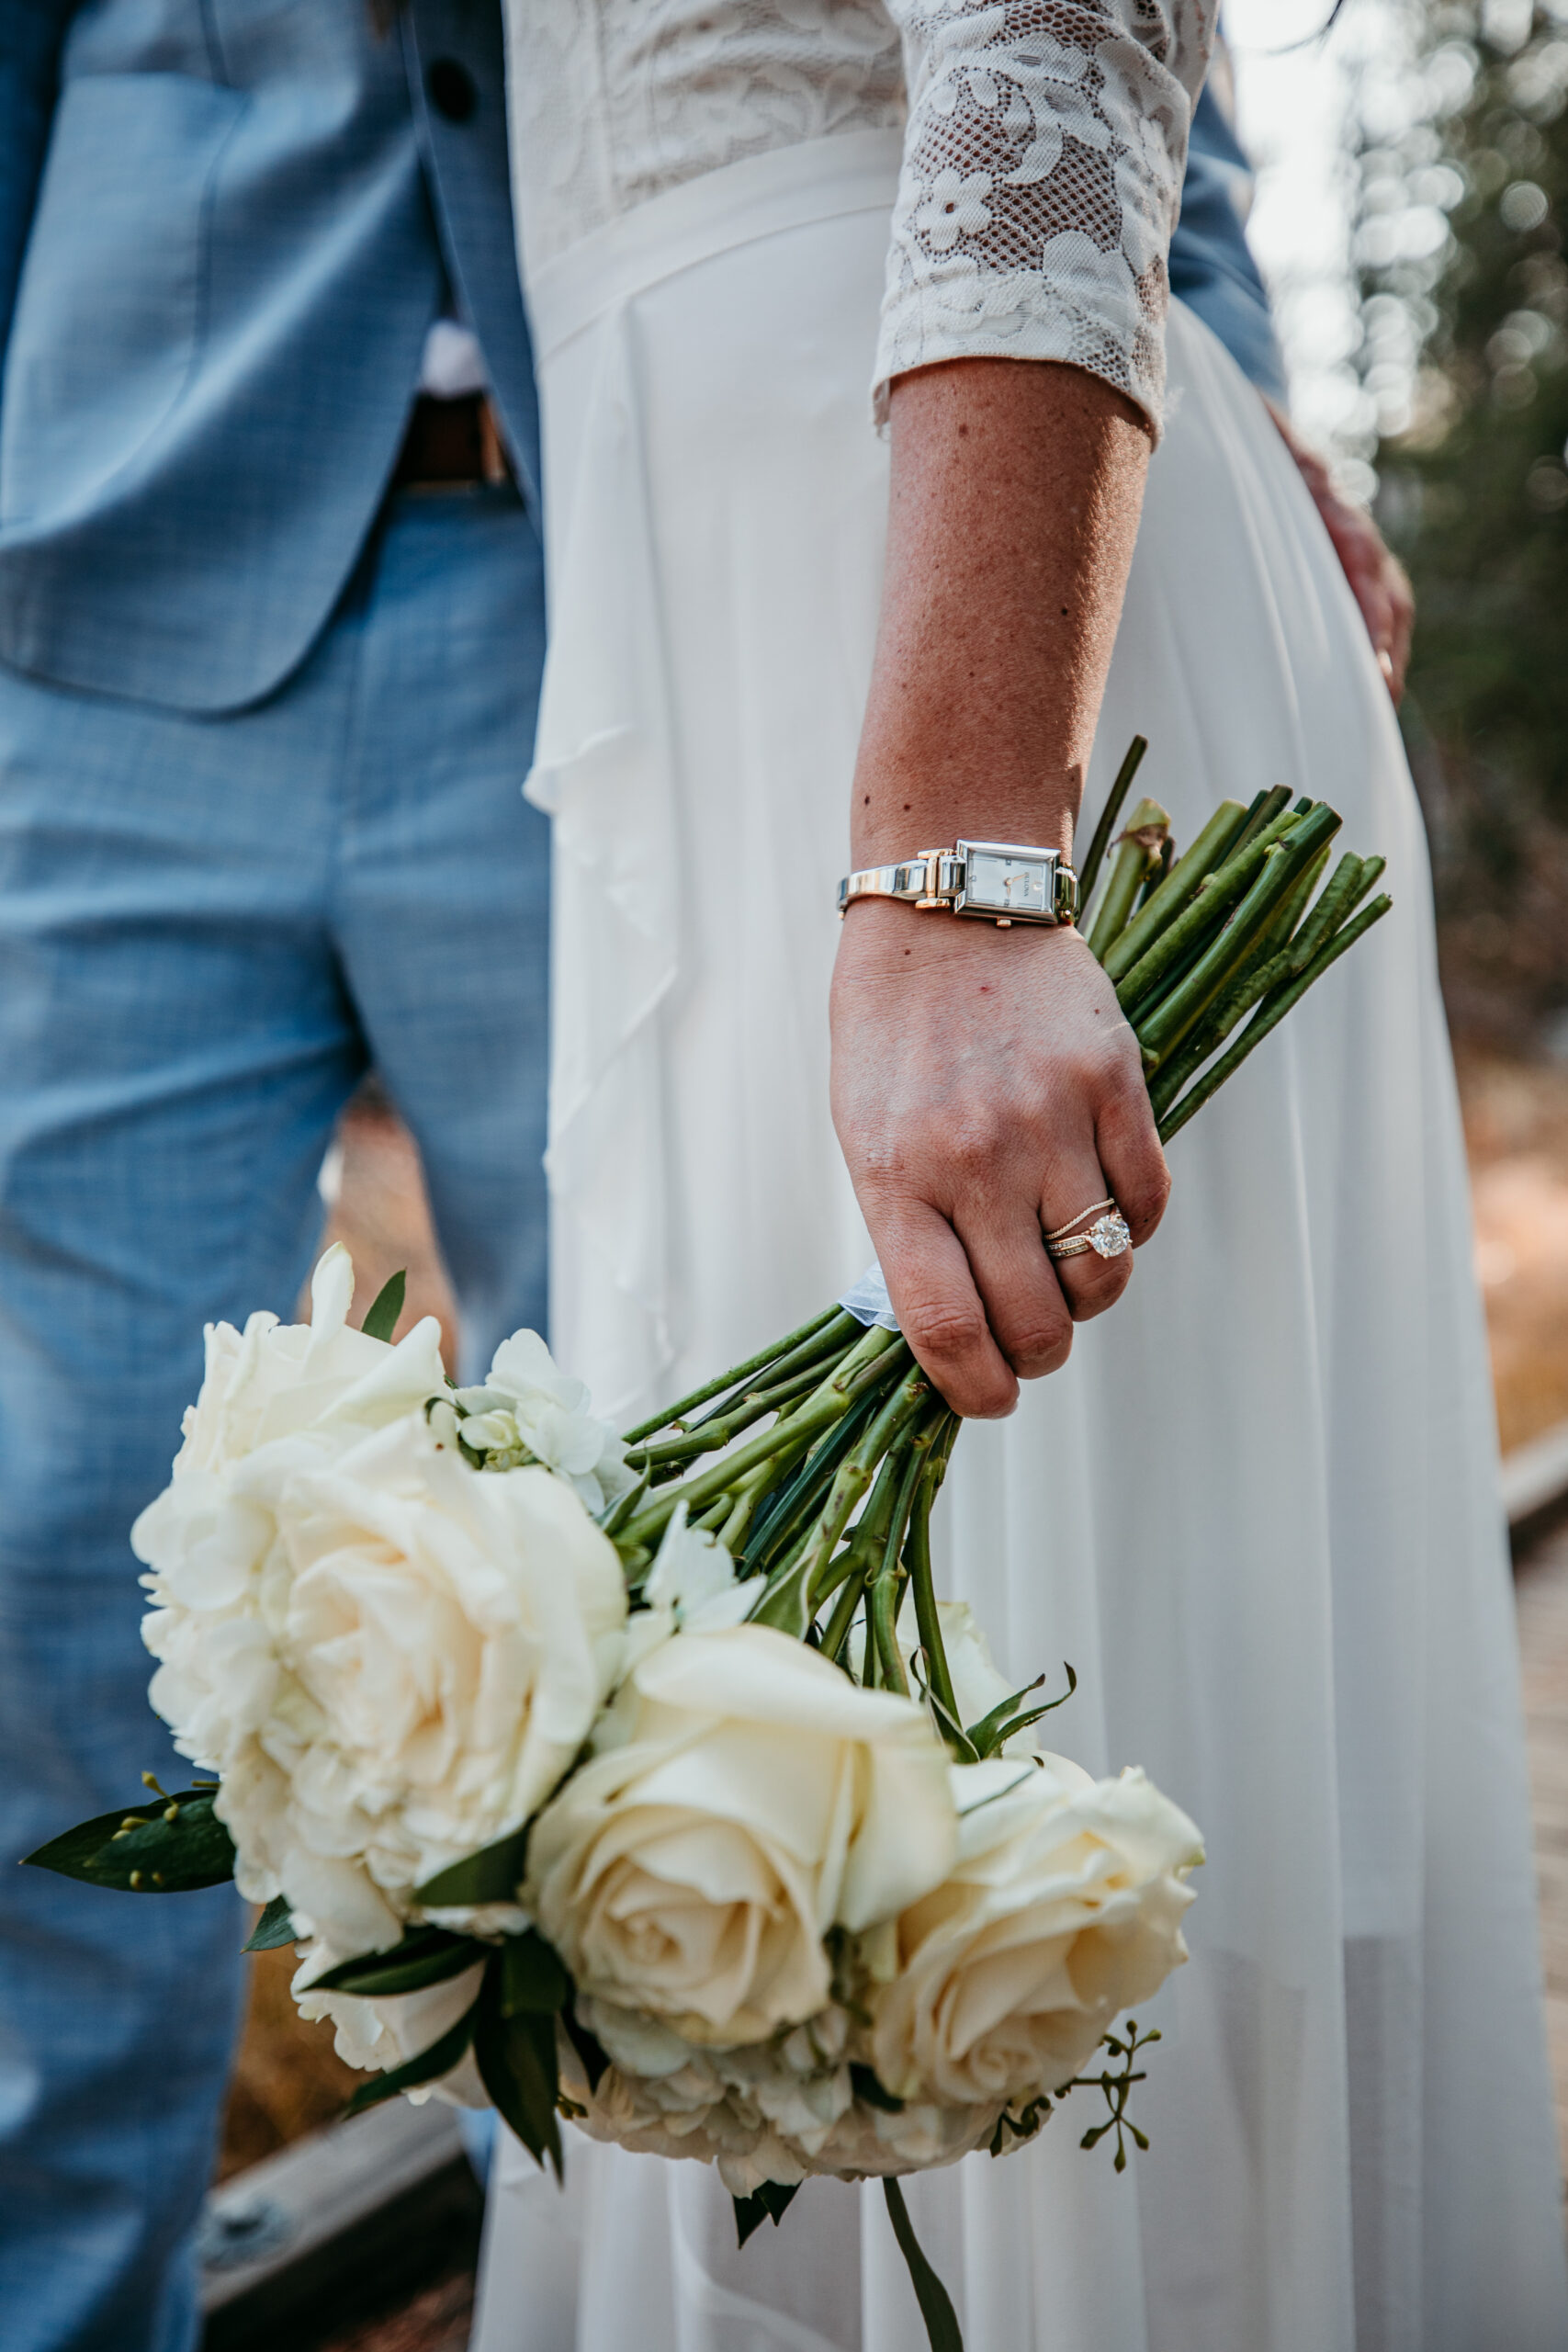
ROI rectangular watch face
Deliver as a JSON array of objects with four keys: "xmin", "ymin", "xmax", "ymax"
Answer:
[{"xmin": 959, "ymin": 845, "xmax": 1055, "ymax": 919}]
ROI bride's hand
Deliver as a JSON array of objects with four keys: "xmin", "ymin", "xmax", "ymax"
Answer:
[
  {"xmin": 830, "ymin": 906, "xmax": 1168, "ymax": 1419},
  {"xmin": 834, "ymin": 356, "xmax": 1163, "ymax": 1417}
]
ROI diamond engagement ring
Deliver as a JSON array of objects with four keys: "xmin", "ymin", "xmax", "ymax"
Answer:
[{"xmin": 1044, "ymin": 1197, "xmax": 1132, "ymax": 1262}]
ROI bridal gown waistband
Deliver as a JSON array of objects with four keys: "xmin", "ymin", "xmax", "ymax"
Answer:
[{"xmin": 525, "ymin": 128, "xmax": 904, "ymax": 364}]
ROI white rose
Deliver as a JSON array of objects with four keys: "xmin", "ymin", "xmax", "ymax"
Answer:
[
  {"xmin": 219, "ymin": 1424, "xmax": 627, "ymax": 1947},
  {"xmin": 292, "ymin": 1940, "xmax": 489, "ymax": 2109},
  {"xmin": 456, "ymin": 1328, "xmax": 634, "ymax": 1514},
  {"xmin": 525, "ymin": 1625, "xmax": 957, "ymax": 2047},
  {"xmin": 867, "ymin": 1753, "xmax": 1202, "ymax": 2109}
]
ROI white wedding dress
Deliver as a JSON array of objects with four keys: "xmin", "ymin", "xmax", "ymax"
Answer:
[{"xmin": 474, "ymin": 7, "xmax": 1568, "ymax": 2347}]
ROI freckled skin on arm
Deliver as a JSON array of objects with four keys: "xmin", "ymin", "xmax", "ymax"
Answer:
[{"xmin": 830, "ymin": 358, "xmax": 1170, "ymax": 1419}]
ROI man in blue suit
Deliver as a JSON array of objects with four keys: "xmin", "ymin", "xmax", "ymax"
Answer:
[{"xmin": 0, "ymin": 6, "xmax": 549, "ymax": 2346}]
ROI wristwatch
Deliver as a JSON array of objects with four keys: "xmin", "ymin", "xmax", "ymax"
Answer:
[{"xmin": 837, "ymin": 840, "xmax": 1078, "ymax": 928}]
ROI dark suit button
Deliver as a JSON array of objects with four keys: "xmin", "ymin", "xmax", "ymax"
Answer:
[{"xmin": 426, "ymin": 57, "xmax": 478, "ymax": 122}]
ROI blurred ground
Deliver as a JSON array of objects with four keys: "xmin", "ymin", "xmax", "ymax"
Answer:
[
  {"xmin": 212, "ymin": 1045, "xmax": 1568, "ymax": 2339},
  {"xmin": 1460, "ymin": 1046, "xmax": 1568, "ymax": 1453}
]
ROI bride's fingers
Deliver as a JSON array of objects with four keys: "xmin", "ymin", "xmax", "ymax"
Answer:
[
  {"xmin": 871, "ymin": 1199, "xmax": 1021, "ymax": 1420},
  {"xmin": 951, "ymin": 1201, "xmax": 1076, "ymax": 1377},
  {"xmin": 1039, "ymin": 1161, "xmax": 1134, "ymax": 1326}
]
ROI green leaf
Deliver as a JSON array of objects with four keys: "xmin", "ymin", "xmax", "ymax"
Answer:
[
  {"xmin": 732, "ymin": 2181, "xmax": 800, "ymax": 2248},
  {"xmin": 966, "ymin": 1664, "xmax": 1075, "ymax": 1758},
  {"xmin": 850, "ymin": 2064, "xmax": 904, "ymax": 2114},
  {"xmin": 342, "ymin": 1997, "xmax": 480, "ymax": 2119},
  {"xmin": 361, "ymin": 1269, "xmax": 406, "ymax": 1343},
  {"xmin": 412, "ymin": 1826, "xmax": 527, "ymax": 1910},
  {"xmin": 313, "ymin": 1927, "xmax": 483, "ymax": 1997},
  {"xmin": 24, "ymin": 1792, "xmax": 236, "ymax": 1892},
  {"xmin": 882, "ymin": 2178, "xmax": 964, "ymax": 2352},
  {"xmin": 560, "ymin": 2004, "xmax": 610, "ymax": 2095},
  {"xmin": 243, "ymin": 1895, "xmax": 299, "ymax": 1952},
  {"xmin": 498, "ymin": 1929, "xmax": 570, "ymax": 2018},
  {"xmin": 474, "ymin": 1957, "xmax": 562, "ymax": 2178}
]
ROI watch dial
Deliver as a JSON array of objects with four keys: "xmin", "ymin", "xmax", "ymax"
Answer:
[{"xmin": 966, "ymin": 852, "xmax": 1049, "ymax": 915}]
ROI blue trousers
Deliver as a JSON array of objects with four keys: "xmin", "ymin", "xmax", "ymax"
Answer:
[{"xmin": 0, "ymin": 484, "xmax": 549, "ymax": 2352}]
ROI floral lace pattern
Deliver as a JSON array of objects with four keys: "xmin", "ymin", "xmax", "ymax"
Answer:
[{"xmin": 506, "ymin": 0, "xmax": 1213, "ymax": 429}]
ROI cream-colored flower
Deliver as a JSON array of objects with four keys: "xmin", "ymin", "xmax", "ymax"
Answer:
[
  {"xmin": 526, "ymin": 1626, "xmax": 957, "ymax": 2047},
  {"xmin": 134, "ymin": 1245, "xmax": 449, "ymax": 1613},
  {"xmin": 292, "ymin": 1940, "xmax": 489, "ymax": 2109},
  {"xmin": 867, "ymin": 1753, "xmax": 1201, "ymax": 2109},
  {"xmin": 456, "ymin": 1328, "xmax": 635, "ymax": 1514},
  {"xmin": 137, "ymin": 1250, "xmax": 628, "ymax": 1955}
]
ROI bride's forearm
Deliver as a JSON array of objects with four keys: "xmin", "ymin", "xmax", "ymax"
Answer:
[
  {"xmin": 832, "ymin": 356, "xmax": 1167, "ymax": 1420},
  {"xmin": 852, "ymin": 357, "xmax": 1153, "ymax": 865}
]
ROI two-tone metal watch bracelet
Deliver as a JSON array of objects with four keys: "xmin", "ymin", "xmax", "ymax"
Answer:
[{"xmin": 837, "ymin": 840, "xmax": 1078, "ymax": 928}]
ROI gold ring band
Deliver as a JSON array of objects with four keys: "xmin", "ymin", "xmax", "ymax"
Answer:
[{"xmin": 1044, "ymin": 1202, "xmax": 1131, "ymax": 1262}]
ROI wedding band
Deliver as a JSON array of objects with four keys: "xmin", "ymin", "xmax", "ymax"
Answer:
[{"xmin": 1044, "ymin": 1199, "xmax": 1132, "ymax": 1261}]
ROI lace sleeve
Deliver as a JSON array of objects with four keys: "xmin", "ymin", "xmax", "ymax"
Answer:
[{"xmin": 876, "ymin": 0, "xmax": 1215, "ymax": 435}]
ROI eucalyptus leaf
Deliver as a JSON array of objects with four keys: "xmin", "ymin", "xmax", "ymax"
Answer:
[
  {"xmin": 24, "ymin": 1791, "xmax": 236, "ymax": 1892},
  {"xmin": 732, "ymin": 2180, "xmax": 800, "ymax": 2248},
  {"xmin": 361, "ymin": 1269, "xmax": 406, "ymax": 1343},
  {"xmin": 883, "ymin": 2177, "xmax": 964, "ymax": 2352},
  {"xmin": 243, "ymin": 1895, "xmax": 299, "ymax": 1952},
  {"xmin": 413, "ymin": 1826, "xmax": 527, "ymax": 1909},
  {"xmin": 343, "ymin": 1997, "xmax": 480, "ymax": 2119},
  {"xmin": 474, "ymin": 1959, "xmax": 562, "ymax": 2178},
  {"xmin": 314, "ymin": 1926, "xmax": 482, "ymax": 1997}
]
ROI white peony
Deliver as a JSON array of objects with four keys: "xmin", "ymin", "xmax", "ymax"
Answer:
[
  {"xmin": 138, "ymin": 1248, "xmax": 628, "ymax": 1953},
  {"xmin": 525, "ymin": 1625, "xmax": 958, "ymax": 2047},
  {"xmin": 866, "ymin": 1752, "xmax": 1202, "ymax": 2109},
  {"xmin": 455, "ymin": 1328, "xmax": 635, "ymax": 1514},
  {"xmin": 133, "ymin": 1245, "xmax": 450, "ymax": 1617}
]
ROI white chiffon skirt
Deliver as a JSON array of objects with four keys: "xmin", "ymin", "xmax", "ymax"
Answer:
[{"xmin": 472, "ymin": 131, "xmax": 1568, "ymax": 2352}]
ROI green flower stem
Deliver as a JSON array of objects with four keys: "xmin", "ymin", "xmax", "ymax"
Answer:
[
  {"xmin": 902, "ymin": 1414, "xmax": 971, "ymax": 1755},
  {"xmin": 1158, "ymin": 893, "xmax": 1393, "ymax": 1142},
  {"xmin": 631, "ymin": 1359, "xmax": 835, "ymax": 1473},
  {"xmin": 739, "ymin": 1385, "xmax": 889, "ymax": 1575},
  {"xmin": 819, "ymin": 1560, "xmax": 869, "ymax": 1666},
  {"xmin": 620, "ymin": 1303, "xmax": 845, "ymax": 1444},
  {"xmin": 1075, "ymin": 734, "xmax": 1147, "ymax": 907},
  {"xmin": 619, "ymin": 1326, "xmax": 905, "ymax": 1550},
  {"xmin": 1224, "ymin": 782, "xmax": 1292, "ymax": 862},
  {"xmin": 1084, "ymin": 797, "xmax": 1168, "ymax": 960},
  {"xmin": 1143, "ymin": 843, "xmax": 1337, "ymax": 1120},
  {"xmin": 1134, "ymin": 803, "xmax": 1342, "ymax": 1068},
  {"xmin": 1109, "ymin": 800, "xmax": 1301, "ymax": 1015},
  {"xmin": 1282, "ymin": 851, "xmax": 1382, "ymax": 978},
  {"xmin": 870, "ymin": 1569, "xmax": 908, "ymax": 1696},
  {"xmin": 1100, "ymin": 798, "xmax": 1250, "ymax": 984},
  {"xmin": 747, "ymin": 1363, "xmax": 928, "ymax": 1634}
]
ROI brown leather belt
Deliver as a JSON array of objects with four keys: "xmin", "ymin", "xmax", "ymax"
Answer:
[{"xmin": 392, "ymin": 392, "xmax": 513, "ymax": 490}]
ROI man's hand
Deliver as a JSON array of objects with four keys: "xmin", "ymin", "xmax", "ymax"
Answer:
[
  {"xmin": 831, "ymin": 909, "xmax": 1169, "ymax": 1419},
  {"xmin": 1269, "ymin": 404, "xmax": 1414, "ymax": 703}
]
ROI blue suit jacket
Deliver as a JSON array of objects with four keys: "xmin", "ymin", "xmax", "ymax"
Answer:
[
  {"xmin": 1170, "ymin": 85, "xmax": 1285, "ymax": 404},
  {"xmin": 0, "ymin": 0, "xmax": 538, "ymax": 713}
]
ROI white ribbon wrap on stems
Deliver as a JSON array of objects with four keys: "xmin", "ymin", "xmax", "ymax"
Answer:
[{"xmin": 839, "ymin": 1263, "xmax": 900, "ymax": 1333}]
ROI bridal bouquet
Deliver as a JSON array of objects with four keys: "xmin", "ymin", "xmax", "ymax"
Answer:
[{"xmin": 28, "ymin": 755, "xmax": 1389, "ymax": 2347}]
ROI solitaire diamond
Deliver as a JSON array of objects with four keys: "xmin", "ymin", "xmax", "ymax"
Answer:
[{"xmin": 1087, "ymin": 1213, "xmax": 1131, "ymax": 1260}]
